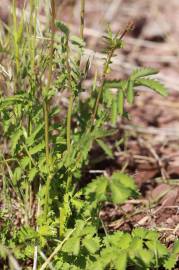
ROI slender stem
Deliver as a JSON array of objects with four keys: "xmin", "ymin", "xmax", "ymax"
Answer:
[
  {"xmin": 47, "ymin": 0, "xmax": 56, "ymax": 87},
  {"xmin": 80, "ymin": 0, "xmax": 85, "ymax": 40},
  {"xmin": 66, "ymin": 94, "xmax": 73, "ymax": 154},
  {"xmin": 44, "ymin": 174, "xmax": 52, "ymax": 219},
  {"xmin": 66, "ymin": 34, "xmax": 72, "ymax": 152},
  {"xmin": 90, "ymin": 24, "xmax": 132, "ymax": 129},
  {"xmin": 66, "ymin": 0, "xmax": 85, "ymax": 154},
  {"xmin": 44, "ymin": 0, "xmax": 56, "ymax": 220},
  {"xmin": 90, "ymin": 48, "xmax": 115, "ymax": 127},
  {"xmin": 44, "ymin": 101, "xmax": 50, "ymax": 165},
  {"xmin": 78, "ymin": 0, "xmax": 85, "ymax": 66},
  {"xmin": 66, "ymin": 0, "xmax": 86, "ymax": 191},
  {"xmin": 66, "ymin": 38, "xmax": 74, "ymax": 191},
  {"xmin": 44, "ymin": 0, "xmax": 55, "ymax": 163},
  {"xmin": 12, "ymin": 0, "xmax": 19, "ymax": 92}
]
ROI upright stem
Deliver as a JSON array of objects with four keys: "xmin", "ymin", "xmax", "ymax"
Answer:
[
  {"xmin": 80, "ymin": 0, "xmax": 85, "ymax": 40},
  {"xmin": 90, "ymin": 48, "xmax": 115, "ymax": 127},
  {"xmin": 66, "ymin": 0, "xmax": 86, "ymax": 191},
  {"xmin": 12, "ymin": 0, "xmax": 19, "ymax": 92},
  {"xmin": 90, "ymin": 24, "xmax": 132, "ymax": 129},
  {"xmin": 66, "ymin": 38, "xmax": 73, "ymax": 191},
  {"xmin": 44, "ymin": 0, "xmax": 56, "ymax": 220},
  {"xmin": 66, "ymin": 94, "xmax": 73, "ymax": 154}
]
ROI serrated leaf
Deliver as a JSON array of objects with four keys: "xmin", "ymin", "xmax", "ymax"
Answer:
[
  {"xmin": 0, "ymin": 95, "xmax": 25, "ymax": 110},
  {"xmin": 38, "ymin": 225, "xmax": 56, "ymax": 237},
  {"xmin": 62, "ymin": 237, "xmax": 80, "ymax": 255},
  {"xmin": 107, "ymin": 232, "xmax": 131, "ymax": 250},
  {"xmin": 132, "ymin": 228, "xmax": 148, "ymax": 239},
  {"xmin": 20, "ymin": 156, "xmax": 30, "ymax": 169},
  {"xmin": 29, "ymin": 141, "xmax": 45, "ymax": 155},
  {"xmin": 81, "ymin": 226, "xmax": 96, "ymax": 237},
  {"xmin": 111, "ymin": 172, "xmax": 137, "ymax": 190},
  {"xmin": 164, "ymin": 254, "xmax": 177, "ymax": 270},
  {"xmin": 96, "ymin": 139, "xmax": 113, "ymax": 158},
  {"xmin": 83, "ymin": 237, "xmax": 100, "ymax": 254},
  {"xmin": 87, "ymin": 260, "xmax": 103, "ymax": 270},
  {"xmin": 109, "ymin": 172, "xmax": 137, "ymax": 204},
  {"xmin": 135, "ymin": 78, "xmax": 168, "ymax": 96},
  {"xmin": 28, "ymin": 167, "xmax": 38, "ymax": 182},
  {"xmin": 110, "ymin": 181, "xmax": 130, "ymax": 204},
  {"xmin": 84, "ymin": 176, "xmax": 108, "ymax": 202},
  {"xmin": 131, "ymin": 67, "xmax": 158, "ymax": 80},
  {"xmin": 11, "ymin": 129, "xmax": 23, "ymax": 154},
  {"xmin": 113, "ymin": 251, "xmax": 127, "ymax": 270},
  {"xmin": 173, "ymin": 240, "xmax": 179, "ymax": 254},
  {"xmin": 12, "ymin": 167, "xmax": 22, "ymax": 185},
  {"xmin": 100, "ymin": 247, "xmax": 115, "ymax": 267},
  {"xmin": 138, "ymin": 249, "xmax": 153, "ymax": 266},
  {"xmin": 26, "ymin": 123, "xmax": 44, "ymax": 146},
  {"xmin": 146, "ymin": 240, "xmax": 168, "ymax": 257}
]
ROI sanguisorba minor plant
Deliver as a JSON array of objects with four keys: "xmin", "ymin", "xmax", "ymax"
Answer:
[{"xmin": 0, "ymin": 0, "xmax": 178, "ymax": 269}]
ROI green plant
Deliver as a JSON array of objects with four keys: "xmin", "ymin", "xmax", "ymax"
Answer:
[{"xmin": 0, "ymin": 0, "xmax": 178, "ymax": 269}]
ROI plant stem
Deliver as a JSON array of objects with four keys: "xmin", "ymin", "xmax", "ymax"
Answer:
[
  {"xmin": 66, "ymin": 37, "xmax": 73, "ymax": 191},
  {"xmin": 80, "ymin": 0, "xmax": 85, "ymax": 40},
  {"xmin": 66, "ymin": 0, "xmax": 86, "ymax": 170},
  {"xmin": 90, "ymin": 24, "xmax": 132, "ymax": 129},
  {"xmin": 12, "ymin": 0, "xmax": 20, "ymax": 92},
  {"xmin": 66, "ymin": 36, "xmax": 72, "ymax": 148},
  {"xmin": 44, "ymin": 0, "xmax": 56, "ymax": 220},
  {"xmin": 90, "ymin": 48, "xmax": 115, "ymax": 127}
]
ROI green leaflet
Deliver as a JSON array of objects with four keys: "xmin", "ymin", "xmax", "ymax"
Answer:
[
  {"xmin": 111, "ymin": 172, "xmax": 137, "ymax": 190},
  {"xmin": 0, "ymin": 95, "xmax": 26, "ymax": 111},
  {"xmin": 70, "ymin": 35, "xmax": 85, "ymax": 48},
  {"xmin": 109, "ymin": 172, "xmax": 138, "ymax": 204},
  {"xmin": 172, "ymin": 240, "xmax": 179, "ymax": 254},
  {"xmin": 82, "ymin": 237, "xmax": 100, "ymax": 254},
  {"xmin": 113, "ymin": 251, "xmax": 127, "ymax": 270},
  {"xmin": 111, "ymin": 97, "xmax": 117, "ymax": 125},
  {"xmin": 55, "ymin": 20, "xmax": 69, "ymax": 36},
  {"xmin": 85, "ymin": 176, "xmax": 108, "ymax": 202},
  {"xmin": 127, "ymin": 80, "xmax": 134, "ymax": 104},
  {"xmin": 12, "ymin": 167, "xmax": 22, "ymax": 185},
  {"xmin": 28, "ymin": 167, "xmax": 38, "ymax": 182},
  {"xmin": 29, "ymin": 141, "xmax": 45, "ymax": 155},
  {"xmin": 131, "ymin": 67, "xmax": 158, "ymax": 80},
  {"xmin": 103, "ymin": 80, "xmax": 127, "ymax": 90},
  {"xmin": 96, "ymin": 139, "xmax": 113, "ymax": 158},
  {"xmin": 110, "ymin": 181, "xmax": 130, "ymax": 204},
  {"xmin": 117, "ymin": 90, "xmax": 124, "ymax": 115},
  {"xmin": 62, "ymin": 237, "xmax": 80, "ymax": 255},
  {"xmin": 135, "ymin": 78, "xmax": 168, "ymax": 96},
  {"xmin": 10, "ymin": 128, "xmax": 23, "ymax": 154},
  {"xmin": 26, "ymin": 123, "xmax": 44, "ymax": 146},
  {"xmin": 20, "ymin": 156, "xmax": 30, "ymax": 169},
  {"xmin": 60, "ymin": 194, "xmax": 72, "ymax": 238},
  {"xmin": 164, "ymin": 254, "xmax": 178, "ymax": 270}
]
